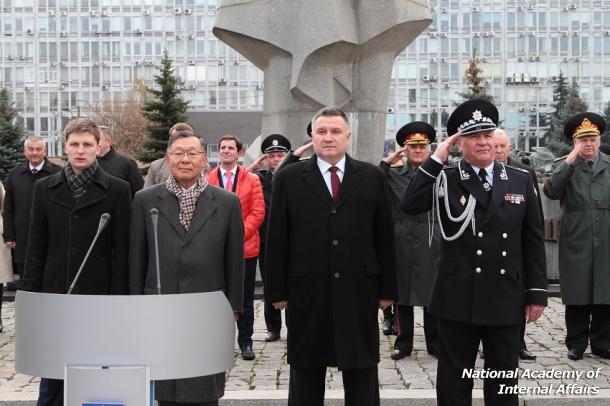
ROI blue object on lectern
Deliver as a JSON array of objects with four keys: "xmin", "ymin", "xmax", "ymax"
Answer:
[{"xmin": 83, "ymin": 403, "xmax": 124, "ymax": 406}]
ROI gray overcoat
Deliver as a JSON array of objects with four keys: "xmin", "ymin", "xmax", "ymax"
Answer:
[
  {"xmin": 543, "ymin": 153, "xmax": 610, "ymax": 305},
  {"xmin": 381, "ymin": 160, "xmax": 439, "ymax": 306},
  {"xmin": 129, "ymin": 182, "xmax": 244, "ymax": 403}
]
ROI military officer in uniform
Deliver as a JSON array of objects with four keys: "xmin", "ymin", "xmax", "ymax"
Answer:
[
  {"xmin": 543, "ymin": 112, "xmax": 610, "ymax": 361},
  {"xmin": 493, "ymin": 128, "xmax": 541, "ymax": 361},
  {"xmin": 401, "ymin": 99, "xmax": 547, "ymax": 406},
  {"xmin": 381, "ymin": 122, "xmax": 439, "ymax": 359},
  {"xmin": 250, "ymin": 133, "xmax": 292, "ymax": 341}
]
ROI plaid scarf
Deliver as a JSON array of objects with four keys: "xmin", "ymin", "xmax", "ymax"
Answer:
[
  {"xmin": 64, "ymin": 160, "xmax": 99, "ymax": 198},
  {"xmin": 166, "ymin": 174, "xmax": 208, "ymax": 230}
]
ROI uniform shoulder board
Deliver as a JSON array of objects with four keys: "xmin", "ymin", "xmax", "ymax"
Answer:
[
  {"xmin": 504, "ymin": 164, "xmax": 529, "ymax": 174},
  {"xmin": 442, "ymin": 164, "xmax": 457, "ymax": 170},
  {"xmin": 553, "ymin": 155, "xmax": 567, "ymax": 162}
]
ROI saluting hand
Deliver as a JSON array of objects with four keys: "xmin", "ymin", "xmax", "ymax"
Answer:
[
  {"xmin": 564, "ymin": 140, "xmax": 582, "ymax": 166},
  {"xmin": 248, "ymin": 155, "xmax": 267, "ymax": 171},
  {"xmin": 384, "ymin": 147, "xmax": 406, "ymax": 165},
  {"xmin": 433, "ymin": 132, "xmax": 460, "ymax": 163},
  {"xmin": 293, "ymin": 142, "xmax": 313, "ymax": 158}
]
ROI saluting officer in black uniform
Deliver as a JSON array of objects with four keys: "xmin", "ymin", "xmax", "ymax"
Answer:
[
  {"xmin": 251, "ymin": 133, "xmax": 292, "ymax": 341},
  {"xmin": 400, "ymin": 99, "xmax": 548, "ymax": 406}
]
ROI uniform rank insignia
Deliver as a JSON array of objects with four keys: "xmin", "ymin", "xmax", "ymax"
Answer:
[
  {"xmin": 504, "ymin": 193, "xmax": 525, "ymax": 204},
  {"xmin": 460, "ymin": 169, "xmax": 470, "ymax": 180},
  {"xmin": 499, "ymin": 166, "xmax": 508, "ymax": 180},
  {"xmin": 460, "ymin": 195, "xmax": 466, "ymax": 206}
]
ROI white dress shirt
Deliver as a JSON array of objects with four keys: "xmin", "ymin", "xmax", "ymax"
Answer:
[{"xmin": 317, "ymin": 156, "xmax": 346, "ymax": 196}]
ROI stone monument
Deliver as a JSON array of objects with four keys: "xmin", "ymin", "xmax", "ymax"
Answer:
[{"xmin": 213, "ymin": 0, "xmax": 432, "ymax": 163}]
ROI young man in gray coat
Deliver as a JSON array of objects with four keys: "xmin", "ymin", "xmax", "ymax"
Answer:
[{"xmin": 129, "ymin": 130, "xmax": 244, "ymax": 406}]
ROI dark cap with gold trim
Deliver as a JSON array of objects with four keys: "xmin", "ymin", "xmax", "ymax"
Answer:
[
  {"xmin": 447, "ymin": 99, "xmax": 498, "ymax": 136},
  {"xmin": 564, "ymin": 112, "xmax": 606, "ymax": 142},
  {"xmin": 396, "ymin": 121, "xmax": 436, "ymax": 146},
  {"xmin": 261, "ymin": 133, "xmax": 291, "ymax": 154}
]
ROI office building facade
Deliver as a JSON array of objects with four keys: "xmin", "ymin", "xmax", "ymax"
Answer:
[{"xmin": 1, "ymin": 0, "xmax": 610, "ymax": 155}]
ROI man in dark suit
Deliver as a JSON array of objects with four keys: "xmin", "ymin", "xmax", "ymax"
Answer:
[
  {"xmin": 493, "ymin": 128, "xmax": 543, "ymax": 361},
  {"xmin": 250, "ymin": 133, "xmax": 291, "ymax": 342},
  {"xmin": 401, "ymin": 99, "xmax": 547, "ymax": 406},
  {"xmin": 130, "ymin": 130, "xmax": 244, "ymax": 406},
  {"xmin": 266, "ymin": 106, "xmax": 396, "ymax": 406},
  {"xmin": 21, "ymin": 117, "xmax": 131, "ymax": 406},
  {"xmin": 97, "ymin": 126, "xmax": 144, "ymax": 196},
  {"xmin": 2, "ymin": 136, "xmax": 60, "ymax": 280}
]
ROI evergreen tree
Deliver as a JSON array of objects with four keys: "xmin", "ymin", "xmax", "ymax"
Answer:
[
  {"xmin": 137, "ymin": 51, "xmax": 189, "ymax": 163},
  {"xmin": 545, "ymin": 77, "xmax": 588, "ymax": 157},
  {"xmin": 0, "ymin": 87, "xmax": 26, "ymax": 182},
  {"xmin": 456, "ymin": 50, "xmax": 493, "ymax": 103}
]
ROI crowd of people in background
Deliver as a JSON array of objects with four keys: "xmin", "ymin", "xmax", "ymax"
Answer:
[{"xmin": 0, "ymin": 99, "xmax": 608, "ymax": 406}]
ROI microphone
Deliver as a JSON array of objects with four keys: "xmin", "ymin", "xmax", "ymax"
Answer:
[
  {"xmin": 150, "ymin": 208, "xmax": 162, "ymax": 295},
  {"xmin": 67, "ymin": 213, "xmax": 111, "ymax": 294}
]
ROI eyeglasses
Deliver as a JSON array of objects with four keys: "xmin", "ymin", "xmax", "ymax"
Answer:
[{"xmin": 168, "ymin": 150, "xmax": 205, "ymax": 159}]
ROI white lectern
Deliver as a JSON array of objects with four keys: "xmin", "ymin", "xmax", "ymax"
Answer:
[{"xmin": 15, "ymin": 291, "xmax": 236, "ymax": 406}]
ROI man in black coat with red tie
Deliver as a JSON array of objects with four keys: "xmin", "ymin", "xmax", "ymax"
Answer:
[
  {"xmin": 401, "ymin": 99, "xmax": 547, "ymax": 406},
  {"xmin": 266, "ymin": 106, "xmax": 396, "ymax": 406}
]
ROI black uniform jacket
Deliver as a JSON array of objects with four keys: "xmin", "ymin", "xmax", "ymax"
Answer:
[
  {"xmin": 400, "ymin": 158, "xmax": 547, "ymax": 326},
  {"xmin": 21, "ymin": 168, "xmax": 131, "ymax": 294},
  {"xmin": 265, "ymin": 155, "xmax": 396, "ymax": 369}
]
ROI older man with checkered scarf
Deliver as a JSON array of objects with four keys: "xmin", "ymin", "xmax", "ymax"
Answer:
[{"xmin": 130, "ymin": 130, "xmax": 244, "ymax": 406}]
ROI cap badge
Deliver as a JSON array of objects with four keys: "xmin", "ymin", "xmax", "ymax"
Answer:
[
  {"xmin": 272, "ymin": 140, "xmax": 279, "ymax": 146},
  {"xmin": 573, "ymin": 117, "xmax": 600, "ymax": 138},
  {"xmin": 472, "ymin": 110, "xmax": 483, "ymax": 121}
]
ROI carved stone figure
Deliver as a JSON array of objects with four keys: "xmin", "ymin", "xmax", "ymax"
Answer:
[{"xmin": 213, "ymin": 0, "xmax": 431, "ymax": 163}]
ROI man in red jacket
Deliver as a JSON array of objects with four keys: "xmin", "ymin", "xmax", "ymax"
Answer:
[{"xmin": 207, "ymin": 135, "xmax": 265, "ymax": 360}]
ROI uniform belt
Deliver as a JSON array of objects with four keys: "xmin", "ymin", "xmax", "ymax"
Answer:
[{"xmin": 565, "ymin": 202, "xmax": 609, "ymax": 211}]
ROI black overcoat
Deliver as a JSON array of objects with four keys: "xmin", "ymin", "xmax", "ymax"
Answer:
[
  {"xmin": 2, "ymin": 159, "xmax": 61, "ymax": 263},
  {"xmin": 21, "ymin": 168, "xmax": 131, "ymax": 294},
  {"xmin": 98, "ymin": 147, "xmax": 144, "ymax": 196},
  {"xmin": 400, "ymin": 158, "xmax": 547, "ymax": 326},
  {"xmin": 265, "ymin": 155, "xmax": 396, "ymax": 370}
]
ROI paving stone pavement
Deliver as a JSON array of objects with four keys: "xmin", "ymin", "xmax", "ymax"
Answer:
[
  {"xmin": 1, "ymin": 298, "xmax": 609, "ymax": 400},
  {"xmin": 225, "ymin": 297, "xmax": 610, "ymax": 394}
]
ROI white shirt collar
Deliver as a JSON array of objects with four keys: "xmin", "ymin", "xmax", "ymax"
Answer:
[
  {"xmin": 220, "ymin": 165, "xmax": 237, "ymax": 178},
  {"xmin": 470, "ymin": 161, "xmax": 495, "ymax": 176},
  {"xmin": 29, "ymin": 162, "xmax": 44, "ymax": 172},
  {"xmin": 180, "ymin": 183, "xmax": 198, "ymax": 192},
  {"xmin": 317, "ymin": 155, "xmax": 346, "ymax": 174}
]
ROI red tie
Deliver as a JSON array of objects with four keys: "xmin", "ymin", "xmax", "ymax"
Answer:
[
  {"xmin": 329, "ymin": 166, "xmax": 340, "ymax": 201},
  {"xmin": 225, "ymin": 171, "xmax": 233, "ymax": 191}
]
